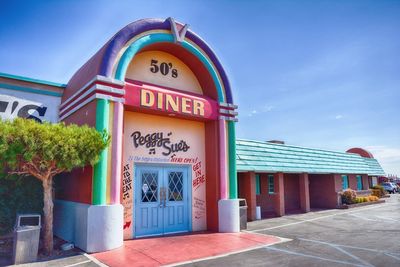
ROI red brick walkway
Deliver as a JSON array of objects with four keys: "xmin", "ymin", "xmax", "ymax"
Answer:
[{"xmin": 93, "ymin": 232, "xmax": 282, "ymax": 266}]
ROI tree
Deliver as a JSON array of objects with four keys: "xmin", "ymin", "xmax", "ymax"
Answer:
[{"xmin": 0, "ymin": 118, "xmax": 110, "ymax": 255}]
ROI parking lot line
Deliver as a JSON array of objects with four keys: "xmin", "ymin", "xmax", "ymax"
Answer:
[
  {"xmin": 348, "ymin": 213, "xmax": 378, "ymax": 221},
  {"xmin": 385, "ymin": 253, "xmax": 400, "ymax": 261},
  {"xmin": 298, "ymin": 238, "xmax": 400, "ymax": 256},
  {"xmin": 250, "ymin": 202, "xmax": 396, "ymax": 232},
  {"xmin": 374, "ymin": 215, "xmax": 399, "ymax": 222},
  {"xmin": 169, "ymin": 237, "xmax": 291, "ymax": 267},
  {"xmin": 83, "ymin": 253, "xmax": 108, "ymax": 267},
  {"xmin": 64, "ymin": 260, "xmax": 92, "ymax": 267},
  {"xmin": 298, "ymin": 239, "xmax": 374, "ymax": 267},
  {"xmin": 264, "ymin": 246, "xmax": 367, "ymax": 267}
]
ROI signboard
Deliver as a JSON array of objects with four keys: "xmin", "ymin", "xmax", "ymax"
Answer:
[
  {"xmin": 0, "ymin": 88, "xmax": 60, "ymax": 122},
  {"xmin": 125, "ymin": 81, "xmax": 218, "ymax": 120},
  {"xmin": 125, "ymin": 51, "xmax": 203, "ymax": 95}
]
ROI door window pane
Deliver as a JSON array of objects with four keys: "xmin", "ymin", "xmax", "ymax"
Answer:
[
  {"xmin": 168, "ymin": 171, "xmax": 183, "ymax": 201},
  {"xmin": 141, "ymin": 171, "xmax": 158, "ymax": 202},
  {"xmin": 268, "ymin": 175, "xmax": 274, "ymax": 194},
  {"xmin": 356, "ymin": 175, "xmax": 363, "ymax": 190},
  {"xmin": 255, "ymin": 174, "xmax": 261, "ymax": 195},
  {"xmin": 342, "ymin": 175, "xmax": 349, "ymax": 190}
]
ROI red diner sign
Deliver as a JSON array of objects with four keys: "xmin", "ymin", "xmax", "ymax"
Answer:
[{"xmin": 124, "ymin": 81, "xmax": 219, "ymax": 120}]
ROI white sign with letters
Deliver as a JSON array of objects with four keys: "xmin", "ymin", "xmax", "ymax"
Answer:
[{"xmin": 0, "ymin": 88, "xmax": 60, "ymax": 123}]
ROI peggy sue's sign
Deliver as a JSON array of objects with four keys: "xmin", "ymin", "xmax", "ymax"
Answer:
[{"xmin": 125, "ymin": 82, "xmax": 219, "ymax": 120}]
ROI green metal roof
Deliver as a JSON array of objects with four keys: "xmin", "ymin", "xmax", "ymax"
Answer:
[
  {"xmin": 236, "ymin": 139, "xmax": 385, "ymax": 176},
  {"xmin": 363, "ymin": 157, "xmax": 386, "ymax": 176}
]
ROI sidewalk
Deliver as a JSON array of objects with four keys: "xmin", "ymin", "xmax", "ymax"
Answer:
[{"xmin": 93, "ymin": 232, "xmax": 284, "ymax": 267}]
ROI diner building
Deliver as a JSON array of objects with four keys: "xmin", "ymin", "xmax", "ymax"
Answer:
[{"xmin": 0, "ymin": 18, "xmax": 386, "ymax": 253}]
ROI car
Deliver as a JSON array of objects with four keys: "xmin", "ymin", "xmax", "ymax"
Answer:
[
  {"xmin": 390, "ymin": 182, "xmax": 400, "ymax": 193},
  {"xmin": 381, "ymin": 182, "xmax": 397, "ymax": 194}
]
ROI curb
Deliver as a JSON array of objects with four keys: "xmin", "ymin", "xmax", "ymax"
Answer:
[{"xmin": 338, "ymin": 199, "xmax": 386, "ymax": 209}]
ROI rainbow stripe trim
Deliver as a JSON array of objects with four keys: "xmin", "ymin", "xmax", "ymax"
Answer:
[{"xmin": 90, "ymin": 19, "xmax": 237, "ymax": 204}]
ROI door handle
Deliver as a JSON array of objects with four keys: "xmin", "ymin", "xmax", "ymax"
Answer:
[{"xmin": 160, "ymin": 187, "xmax": 167, "ymax": 208}]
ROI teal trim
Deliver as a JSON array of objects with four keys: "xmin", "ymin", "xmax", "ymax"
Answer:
[
  {"xmin": 181, "ymin": 41, "xmax": 224, "ymax": 102},
  {"xmin": 341, "ymin": 175, "xmax": 349, "ymax": 190},
  {"xmin": 0, "ymin": 83, "xmax": 63, "ymax": 97},
  {"xmin": 92, "ymin": 99, "xmax": 109, "ymax": 205},
  {"xmin": 115, "ymin": 33, "xmax": 225, "ymax": 102},
  {"xmin": 228, "ymin": 121, "xmax": 237, "ymax": 199},
  {"xmin": 0, "ymin": 72, "xmax": 66, "ymax": 88},
  {"xmin": 268, "ymin": 174, "xmax": 274, "ymax": 194},
  {"xmin": 255, "ymin": 174, "xmax": 260, "ymax": 195},
  {"xmin": 356, "ymin": 175, "xmax": 362, "ymax": 190}
]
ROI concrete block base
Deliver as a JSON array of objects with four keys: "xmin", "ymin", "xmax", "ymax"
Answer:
[
  {"xmin": 218, "ymin": 199, "xmax": 240, "ymax": 233},
  {"xmin": 54, "ymin": 200, "xmax": 123, "ymax": 253}
]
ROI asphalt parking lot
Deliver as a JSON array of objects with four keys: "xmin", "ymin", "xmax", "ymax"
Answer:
[{"xmin": 180, "ymin": 194, "xmax": 400, "ymax": 267}]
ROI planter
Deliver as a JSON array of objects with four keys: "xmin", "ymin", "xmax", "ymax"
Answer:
[{"xmin": 338, "ymin": 199, "xmax": 386, "ymax": 209}]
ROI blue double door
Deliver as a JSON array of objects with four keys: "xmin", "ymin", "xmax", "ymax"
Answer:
[{"xmin": 134, "ymin": 165, "xmax": 190, "ymax": 237}]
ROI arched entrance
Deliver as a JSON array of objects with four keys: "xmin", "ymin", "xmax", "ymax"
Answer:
[{"xmin": 57, "ymin": 18, "xmax": 239, "ymax": 252}]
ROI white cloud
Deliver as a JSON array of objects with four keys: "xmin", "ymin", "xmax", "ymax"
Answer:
[
  {"xmin": 263, "ymin": 105, "xmax": 274, "ymax": 112},
  {"xmin": 248, "ymin": 110, "xmax": 258, "ymax": 117},
  {"xmin": 366, "ymin": 146, "xmax": 400, "ymax": 176},
  {"xmin": 248, "ymin": 105, "xmax": 274, "ymax": 117},
  {"xmin": 335, "ymin": 114, "xmax": 343, "ymax": 120}
]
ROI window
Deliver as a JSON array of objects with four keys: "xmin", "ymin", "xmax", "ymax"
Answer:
[
  {"xmin": 356, "ymin": 175, "xmax": 363, "ymax": 190},
  {"xmin": 268, "ymin": 174, "xmax": 274, "ymax": 194},
  {"xmin": 255, "ymin": 174, "xmax": 261, "ymax": 195},
  {"xmin": 341, "ymin": 175, "xmax": 349, "ymax": 190}
]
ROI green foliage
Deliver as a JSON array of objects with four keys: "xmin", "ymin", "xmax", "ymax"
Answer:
[
  {"xmin": 0, "ymin": 118, "xmax": 110, "ymax": 236},
  {"xmin": 0, "ymin": 173, "xmax": 43, "ymax": 235},
  {"xmin": 341, "ymin": 189, "xmax": 357, "ymax": 205},
  {"xmin": 0, "ymin": 118, "xmax": 110, "ymax": 175}
]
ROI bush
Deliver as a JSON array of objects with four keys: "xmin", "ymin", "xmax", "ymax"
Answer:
[
  {"xmin": 362, "ymin": 197, "xmax": 369, "ymax": 202},
  {"xmin": 0, "ymin": 173, "xmax": 43, "ymax": 236},
  {"xmin": 368, "ymin": 195, "xmax": 379, "ymax": 201},
  {"xmin": 371, "ymin": 185, "xmax": 385, "ymax": 198},
  {"xmin": 341, "ymin": 189, "xmax": 357, "ymax": 204}
]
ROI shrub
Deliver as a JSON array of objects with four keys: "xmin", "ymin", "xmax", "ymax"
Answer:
[
  {"xmin": 0, "ymin": 173, "xmax": 43, "ymax": 236},
  {"xmin": 341, "ymin": 189, "xmax": 357, "ymax": 204},
  {"xmin": 0, "ymin": 118, "xmax": 110, "ymax": 255},
  {"xmin": 362, "ymin": 197, "xmax": 369, "ymax": 202},
  {"xmin": 371, "ymin": 185, "xmax": 385, "ymax": 198},
  {"xmin": 368, "ymin": 195, "xmax": 379, "ymax": 201}
]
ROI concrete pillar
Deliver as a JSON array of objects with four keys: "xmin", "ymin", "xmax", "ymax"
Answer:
[
  {"xmin": 241, "ymin": 172, "xmax": 256, "ymax": 221},
  {"xmin": 299, "ymin": 173, "xmax": 310, "ymax": 213},
  {"xmin": 274, "ymin": 172, "xmax": 285, "ymax": 216}
]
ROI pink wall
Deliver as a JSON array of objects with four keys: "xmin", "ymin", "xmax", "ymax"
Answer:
[
  {"xmin": 309, "ymin": 174, "xmax": 338, "ymax": 209},
  {"xmin": 348, "ymin": 174, "xmax": 358, "ymax": 190},
  {"xmin": 362, "ymin": 175, "xmax": 369, "ymax": 190},
  {"xmin": 256, "ymin": 174, "xmax": 275, "ymax": 216},
  {"xmin": 284, "ymin": 174, "xmax": 300, "ymax": 212},
  {"xmin": 238, "ymin": 172, "xmax": 256, "ymax": 221}
]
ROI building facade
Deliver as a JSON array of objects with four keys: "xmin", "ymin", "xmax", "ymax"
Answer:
[
  {"xmin": 0, "ymin": 18, "xmax": 386, "ymax": 254},
  {"xmin": 1, "ymin": 18, "xmax": 240, "ymax": 252},
  {"xmin": 236, "ymin": 139, "xmax": 385, "ymax": 221}
]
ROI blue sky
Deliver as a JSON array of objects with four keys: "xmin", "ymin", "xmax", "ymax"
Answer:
[{"xmin": 1, "ymin": 0, "xmax": 399, "ymax": 175}]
